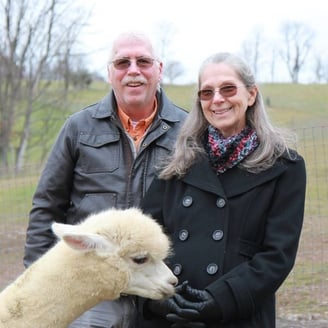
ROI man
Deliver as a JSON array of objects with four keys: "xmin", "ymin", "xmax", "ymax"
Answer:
[{"xmin": 23, "ymin": 32, "xmax": 187, "ymax": 328}]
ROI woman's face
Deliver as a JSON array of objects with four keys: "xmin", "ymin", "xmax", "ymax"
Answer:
[{"xmin": 199, "ymin": 62, "xmax": 257, "ymax": 137}]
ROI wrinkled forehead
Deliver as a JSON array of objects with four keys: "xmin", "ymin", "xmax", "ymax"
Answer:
[{"xmin": 111, "ymin": 36, "xmax": 154, "ymax": 60}]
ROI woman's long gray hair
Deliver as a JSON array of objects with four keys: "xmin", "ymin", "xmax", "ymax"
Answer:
[{"xmin": 159, "ymin": 52, "xmax": 296, "ymax": 179}]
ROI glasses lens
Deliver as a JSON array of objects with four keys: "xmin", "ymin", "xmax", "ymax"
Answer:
[
  {"xmin": 198, "ymin": 89, "xmax": 214, "ymax": 100},
  {"xmin": 112, "ymin": 57, "xmax": 155, "ymax": 70},
  {"xmin": 136, "ymin": 58, "xmax": 154, "ymax": 68},
  {"xmin": 220, "ymin": 85, "xmax": 238, "ymax": 97},
  {"xmin": 198, "ymin": 85, "xmax": 238, "ymax": 100},
  {"xmin": 113, "ymin": 59, "xmax": 131, "ymax": 70}
]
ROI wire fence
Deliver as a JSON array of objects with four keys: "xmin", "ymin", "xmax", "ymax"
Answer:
[
  {"xmin": 276, "ymin": 126, "xmax": 328, "ymax": 322},
  {"xmin": 0, "ymin": 126, "xmax": 327, "ymax": 324}
]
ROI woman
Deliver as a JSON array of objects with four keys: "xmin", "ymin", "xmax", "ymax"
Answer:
[{"xmin": 136, "ymin": 52, "xmax": 306, "ymax": 327}]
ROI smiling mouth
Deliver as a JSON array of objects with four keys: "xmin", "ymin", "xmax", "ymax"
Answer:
[
  {"xmin": 212, "ymin": 107, "xmax": 231, "ymax": 114},
  {"xmin": 127, "ymin": 82, "xmax": 143, "ymax": 87}
]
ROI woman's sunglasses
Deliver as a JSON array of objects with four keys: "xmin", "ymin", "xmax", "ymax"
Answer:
[{"xmin": 198, "ymin": 85, "xmax": 243, "ymax": 101}]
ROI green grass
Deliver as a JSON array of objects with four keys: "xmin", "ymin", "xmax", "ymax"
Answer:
[
  {"xmin": 0, "ymin": 175, "xmax": 38, "ymax": 223},
  {"xmin": 162, "ymin": 84, "xmax": 196, "ymax": 110},
  {"xmin": 259, "ymin": 83, "xmax": 328, "ymax": 127}
]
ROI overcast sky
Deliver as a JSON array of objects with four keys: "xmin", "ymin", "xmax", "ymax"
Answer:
[{"xmin": 78, "ymin": 0, "xmax": 328, "ymax": 83}]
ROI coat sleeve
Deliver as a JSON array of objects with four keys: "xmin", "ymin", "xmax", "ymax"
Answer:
[
  {"xmin": 23, "ymin": 118, "xmax": 76, "ymax": 267},
  {"xmin": 206, "ymin": 156, "xmax": 306, "ymax": 322}
]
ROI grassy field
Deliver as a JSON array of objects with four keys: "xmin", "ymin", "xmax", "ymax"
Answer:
[{"xmin": 0, "ymin": 82, "xmax": 327, "ymax": 321}]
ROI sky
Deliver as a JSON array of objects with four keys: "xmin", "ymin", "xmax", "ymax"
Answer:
[{"xmin": 78, "ymin": 0, "xmax": 328, "ymax": 84}]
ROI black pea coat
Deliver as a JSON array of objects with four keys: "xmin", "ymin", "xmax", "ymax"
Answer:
[{"xmin": 137, "ymin": 152, "xmax": 306, "ymax": 327}]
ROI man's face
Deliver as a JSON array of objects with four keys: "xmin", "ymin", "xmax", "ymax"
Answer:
[{"xmin": 108, "ymin": 37, "xmax": 163, "ymax": 112}]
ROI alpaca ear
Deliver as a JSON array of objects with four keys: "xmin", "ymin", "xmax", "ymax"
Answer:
[
  {"xmin": 62, "ymin": 233, "xmax": 117, "ymax": 252},
  {"xmin": 52, "ymin": 222, "xmax": 117, "ymax": 252}
]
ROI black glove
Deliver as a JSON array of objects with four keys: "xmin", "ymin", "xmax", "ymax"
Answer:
[
  {"xmin": 149, "ymin": 299, "xmax": 206, "ymax": 328},
  {"xmin": 166, "ymin": 304, "xmax": 208, "ymax": 327},
  {"xmin": 172, "ymin": 284, "xmax": 221, "ymax": 321},
  {"xmin": 147, "ymin": 297, "xmax": 182, "ymax": 318},
  {"xmin": 170, "ymin": 323, "xmax": 206, "ymax": 328},
  {"xmin": 146, "ymin": 281, "xmax": 197, "ymax": 318},
  {"xmin": 169, "ymin": 319, "xmax": 207, "ymax": 328}
]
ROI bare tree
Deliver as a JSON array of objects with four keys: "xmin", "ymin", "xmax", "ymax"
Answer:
[
  {"xmin": 240, "ymin": 27, "xmax": 264, "ymax": 80},
  {"xmin": 164, "ymin": 61, "xmax": 184, "ymax": 84},
  {"xmin": 312, "ymin": 54, "xmax": 328, "ymax": 83},
  {"xmin": 154, "ymin": 21, "xmax": 176, "ymax": 62},
  {"xmin": 154, "ymin": 21, "xmax": 184, "ymax": 84},
  {"xmin": 279, "ymin": 21, "xmax": 314, "ymax": 83},
  {"xmin": 269, "ymin": 47, "xmax": 278, "ymax": 83},
  {"xmin": 0, "ymin": 0, "xmax": 89, "ymax": 172}
]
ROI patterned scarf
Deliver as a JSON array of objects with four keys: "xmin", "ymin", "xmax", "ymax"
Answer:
[{"xmin": 205, "ymin": 125, "xmax": 259, "ymax": 174}]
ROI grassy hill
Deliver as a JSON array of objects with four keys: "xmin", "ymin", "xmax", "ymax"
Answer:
[{"xmin": 259, "ymin": 83, "xmax": 328, "ymax": 127}]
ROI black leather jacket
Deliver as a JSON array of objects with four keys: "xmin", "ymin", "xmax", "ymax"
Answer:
[{"xmin": 24, "ymin": 89, "xmax": 187, "ymax": 267}]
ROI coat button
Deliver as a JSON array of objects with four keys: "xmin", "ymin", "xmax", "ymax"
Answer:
[
  {"xmin": 206, "ymin": 263, "xmax": 218, "ymax": 275},
  {"xmin": 216, "ymin": 198, "xmax": 226, "ymax": 208},
  {"xmin": 212, "ymin": 230, "xmax": 224, "ymax": 241},
  {"xmin": 179, "ymin": 229, "xmax": 189, "ymax": 241},
  {"xmin": 173, "ymin": 264, "xmax": 182, "ymax": 276},
  {"xmin": 182, "ymin": 196, "xmax": 193, "ymax": 207},
  {"xmin": 162, "ymin": 123, "xmax": 169, "ymax": 130}
]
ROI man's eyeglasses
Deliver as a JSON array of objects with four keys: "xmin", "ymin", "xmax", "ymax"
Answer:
[
  {"xmin": 198, "ymin": 85, "xmax": 242, "ymax": 101},
  {"xmin": 110, "ymin": 57, "xmax": 156, "ymax": 70}
]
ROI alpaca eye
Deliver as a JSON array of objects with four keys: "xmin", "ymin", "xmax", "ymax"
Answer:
[{"xmin": 132, "ymin": 256, "xmax": 148, "ymax": 264}]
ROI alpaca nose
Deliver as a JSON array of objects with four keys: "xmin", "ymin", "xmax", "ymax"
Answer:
[{"xmin": 170, "ymin": 275, "xmax": 178, "ymax": 287}]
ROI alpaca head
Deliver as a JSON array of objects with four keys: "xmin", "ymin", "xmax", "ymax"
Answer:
[{"xmin": 52, "ymin": 207, "xmax": 178, "ymax": 300}]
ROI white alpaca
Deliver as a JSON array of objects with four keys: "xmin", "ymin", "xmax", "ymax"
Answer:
[{"xmin": 0, "ymin": 207, "xmax": 178, "ymax": 328}]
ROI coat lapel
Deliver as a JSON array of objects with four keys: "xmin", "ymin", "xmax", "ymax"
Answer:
[
  {"xmin": 182, "ymin": 157, "xmax": 289, "ymax": 198},
  {"xmin": 219, "ymin": 160, "xmax": 289, "ymax": 197},
  {"xmin": 182, "ymin": 159, "xmax": 226, "ymax": 196}
]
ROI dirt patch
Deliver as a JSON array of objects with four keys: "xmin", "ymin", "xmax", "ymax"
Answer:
[
  {"xmin": 277, "ymin": 316, "xmax": 328, "ymax": 328},
  {"xmin": 0, "ymin": 224, "xmax": 26, "ymax": 289}
]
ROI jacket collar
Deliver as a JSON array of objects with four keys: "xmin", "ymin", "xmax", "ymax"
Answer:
[
  {"xmin": 182, "ymin": 158, "xmax": 226, "ymax": 197},
  {"xmin": 182, "ymin": 156, "xmax": 289, "ymax": 198},
  {"xmin": 91, "ymin": 89, "xmax": 184, "ymax": 122},
  {"xmin": 219, "ymin": 160, "xmax": 288, "ymax": 197}
]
